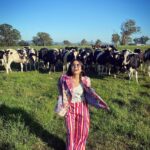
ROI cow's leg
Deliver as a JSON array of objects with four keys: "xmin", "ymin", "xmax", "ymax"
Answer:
[
  {"xmin": 46, "ymin": 62, "xmax": 49, "ymax": 69},
  {"xmin": 140, "ymin": 63, "xmax": 143, "ymax": 71},
  {"xmin": 48, "ymin": 62, "xmax": 51, "ymax": 74},
  {"xmin": 135, "ymin": 70, "xmax": 139, "ymax": 84},
  {"xmin": 108, "ymin": 67, "xmax": 111, "ymax": 75},
  {"xmin": 29, "ymin": 62, "xmax": 32, "ymax": 71},
  {"xmin": 95, "ymin": 63, "xmax": 97, "ymax": 73},
  {"xmin": 20, "ymin": 63, "xmax": 23, "ymax": 72},
  {"xmin": 101, "ymin": 65, "xmax": 105, "ymax": 75},
  {"xmin": 106, "ymin": 66, "xmax": 110, "ymax": 75},
  {"xmin": 97, "ymin": 64, "xmax": 101, "ymax": 75},
  {"xmin": 104, "ymin": 66, "xmax": 107, "ymax": 75},
  {"xmin": 1, "ymin": 59, "xmax": 4, "ymax": 66},
  {"xmin": 97, "ymin": 64, "xmax": 99, "ymax": 75},
  {"xmin": 5, "ymin": 62, "xmax": 12, "ymax": 74},
  {"xmin": 8, "ymin": 62, "xmax": 12, "ymax": 72},
  {"xmin": 38, "ymin": 60, "xmax": 40, "ymax": 70},
  {"xmin": 128, "ymin": 68, "xmax": 134, "ymax": 81},
  {"xmin": 108, "ymin": 65, "xmax": 112, "ymax": 75},
  {"xmin": 53, "ymin": 64, "xmax": 56, "ymax": 72},
  {"xmin": 63, "ymin": 64, "xmax": 66, "ymax": 73},
  {"xmin": 128, "ymin": 71, "xmax": 131, "ymax": 81},
  {"xmin": 5, "ymin": 64, "xmax": 9, "ymax": 74},
  {"xmin": 148, "ymin": 65, "xmax": 150, "ymax": 77},
  {"xmin": 33, "ymin": 62, "xmax": 36, "ymax": 70},
  {"xmin": 143, "ymin": 63, "xmax": 146, "ymax": 74},
  {"xmin": 114, "ymin": 74, "xmax": 117, "ymax": 78},
  {"xmin": 25, "ymin": 63, "xmax": 28, "ymax": 71},
  {"xmin": 128, "ymin": 69, "xmax": 132, "ymax": 81},
  {"xmin": 67, "ymin": 62, "xmax": 70, "ymax": 70}
]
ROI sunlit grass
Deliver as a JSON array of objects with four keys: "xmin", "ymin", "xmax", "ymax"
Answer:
[
  {"xmin": 0, "ymin": 70, "xmax": 149, "ymax": 150},
  {"xmin": 0, "ymin": 45, "xmax": 150, "ymax": 51}
]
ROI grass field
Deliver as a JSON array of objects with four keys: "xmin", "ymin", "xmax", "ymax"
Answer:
[
  {"xmin": 0, "ymin": 45, "xmax": 150, "ymax": 150},
  {"xmin": 0, "ymin": 69, "xmax": 150, "ymax": 150},
  {"xmin": 0, "ymin": 44, "xmax": 150, "ymax": 51}
]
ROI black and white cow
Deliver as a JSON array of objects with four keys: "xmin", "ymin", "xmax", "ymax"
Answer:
[
  {"xmin": 134, "ymin": 48, "xmax": 144, "ymax": 70},
  {"xmin": 93, "ymin": 49, "xmax": 103, "ymax": 73},
  {"xmin": 4, "ymin": 49, "xmax": 28, "ymax": 74},
  {"xmin": 38, "ymin": 48, "xmax": 49, "ymax": 69},
  {"xmin": 121, "ymin": 49, "xmax": 141, "ymax": 83},
  {"xmin": 77, "ymin": 48, "xmax": 93, "ymax": 73},
  {"xmin": 0, "ymin": 50, "xmax": 5, "ymax": 67},
  {"xmin": 62, "ymin": 48, "xmax": 79, "ymax": 72},
  {"xmin": 23, "ymin": 47, "xmax": 37, "ymax": 70},
  {"xmin": 143, "ymin": 48, "xmax": 150, "ymax": 77},
  {"xmin": 38, "ymin": 48, "xmax": 60, "ymax": 73},
  {"xmin": 110, "ymin": 51, "xmax": 125, "ymax": 77},
  {"xmin": 92, "ymin": 45, "xmax": 120, "ymax": 75},
  {"xmin": 94, "ymin": 47, "xmax": 116, "ymax": 75}
]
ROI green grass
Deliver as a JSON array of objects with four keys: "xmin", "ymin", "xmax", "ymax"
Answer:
[
  {"xmin": 0, "ymin": 70, "xmax": 150, "ymax": 150},
  {"xmin": 116, "ymin": 45, "xmax": 150, "ymax": 51},
  {"xmin": 0, "ymin": 45, "xmax": 150, "ymax": 51}
]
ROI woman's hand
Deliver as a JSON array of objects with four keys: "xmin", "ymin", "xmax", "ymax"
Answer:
[{"xmin": 105, "ymin": 106, "xmax": 110, "ymax": 111}]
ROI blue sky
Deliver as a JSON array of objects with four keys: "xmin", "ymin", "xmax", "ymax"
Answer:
[{"xmin": 0, "ymin": 0, "xmax": 150, "ymax": 43}]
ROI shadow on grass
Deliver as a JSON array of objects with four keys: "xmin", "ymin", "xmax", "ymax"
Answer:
[
  {"xmin": 0, "ymin": 104, "xmax": 66, "ymax": 150},
  {"xmin": 38, "ymin": 63, "xmax": 63, "ymax": 74},
  {"xmin": 139, "ymin": 91, "xmax": 150, "ymax": 98},
  {"xmin": 0, "ymin": 142, "xmax": 15, "ymax": 150},
  {"xmin": 142, "ymin": 83, "xmax": 150, "ymax": 89},
  {"xmin": 38, "ymin": 67, "xmax": 50, "ymax": 74},
  {"xmin": 112, "ymin": 98, "xmax": 127, "ymax": 107},
  {"xmin": 88, "ymin": 72, "xmax": 108, "ymax": 80}
]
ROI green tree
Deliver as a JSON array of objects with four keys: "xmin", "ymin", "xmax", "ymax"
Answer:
[
  {"xmin": 120, "ymin": 19, "xmax": 140, "ymax": 45},
  {"xmin": 18, "ymin": 40, "xmax": 29, "ymax": 46},
  {"xmin": 140, "ymin": 36, "xmax": 149, "ymax": 44},
  {"xmin": 80, "ymin": 39, "xmax": 88, "ymax": 45},
  {"xmin": 32, "ymin": 36, "xmax": 41, "ymax": 46},
  {"xmin": 112, "ymin": 33, "xmax": 120, "ymax": 46},
  {"xmin": 133, "ymin": 36, "xmax": 149, "ymax": 44},
  {"xmin": 32, "ymin": 32, "xmax": 53, "ymax": 46},
  {"xmin": 0, "ymin": 23, "xmax": 21, "ymax": 46},
  {"xmin": 63, "ymin": 40, "xmax": 71, "ymax": 45},
  {"xmin": 95, "ymin": 39, "xmax": 102, "ymax": 46},
  {"xmin": 133, "ymin": 38, "xmax": 140, "ymax": 44}
]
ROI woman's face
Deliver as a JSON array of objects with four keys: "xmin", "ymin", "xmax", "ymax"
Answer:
[{"xmin": 71, "ymin": 60, "xmax": 82, "ymax": 75}]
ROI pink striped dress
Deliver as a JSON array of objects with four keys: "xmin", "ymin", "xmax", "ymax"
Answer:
[
  {"xmin": 56, "ymin": 74, "xmax": 109, "ymax": 150},
  {"xmin": 65, "ymin": 83, "xmax": 90, "ymax": 150}
]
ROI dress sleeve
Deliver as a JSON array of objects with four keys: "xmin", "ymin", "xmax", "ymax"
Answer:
[
  {"xmin": 58, "ymin": 76, "xmax": 63, "ymax": 96},
  {"xmin": 86, "ymin": 76, "xmax": 91, "ymax": 87},
  {"xmin": 57, "ymin": 74, "xmax": 68, "ymax": 102}
]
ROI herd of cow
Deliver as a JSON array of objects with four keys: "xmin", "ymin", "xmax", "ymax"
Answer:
[{"xmin": 0, "ymin": 45, "xmax": 150, "ymax": 83}]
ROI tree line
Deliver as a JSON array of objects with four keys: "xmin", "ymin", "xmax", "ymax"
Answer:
[
  {"xmin": 0, "ymin": 19, "xmax": 149, "ymax": 46},
  {"xmin": 111, "ymin": 19, "xmax": 149, "ymax": 46}
]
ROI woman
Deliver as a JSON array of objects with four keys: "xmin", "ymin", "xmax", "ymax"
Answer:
[{"xmin": 55, "ymin": 59, "xmax": 109, "ymax": 150}]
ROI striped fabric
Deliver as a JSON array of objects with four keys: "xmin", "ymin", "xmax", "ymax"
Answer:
[{"xmin": 65, "ymin": 101, "xmax": 90, "ymax": 150}]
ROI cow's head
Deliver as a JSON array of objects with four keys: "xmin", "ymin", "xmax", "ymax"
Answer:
[{"xmin": 121, "ymin": 49, "xmax": 131, "ymax": 65}]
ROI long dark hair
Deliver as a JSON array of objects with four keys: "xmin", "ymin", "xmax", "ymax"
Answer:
[{"xmin": 66, "ymin": 59, "xmax": 86, "ymax": 77}]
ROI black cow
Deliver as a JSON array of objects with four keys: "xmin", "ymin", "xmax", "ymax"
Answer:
[
  {"xmin": 94, "ymin": 49, "xmax": 115, "ymax": 75},
  {"xmin": 38, "ymin": 48, "xmax": 49, "ymax": 69},
  {"xmin": 134, "ymin": 48, "xmax": 144, "ymax": 70},
  {"xmin": 38, "ymin": 48, "xmax": 60, "ymax": 73},
  {"xmin": 143, "ymin": 48, "xmax": 150, "ymax": 77}
]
